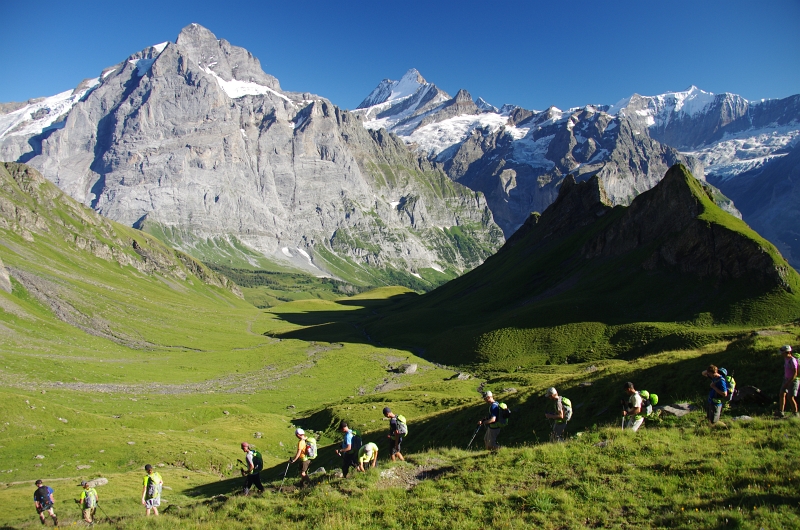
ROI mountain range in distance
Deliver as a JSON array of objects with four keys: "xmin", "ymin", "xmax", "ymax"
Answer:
[{"xmin": 1, "ymin": 23, "xmax": 798, "ymax": 283}]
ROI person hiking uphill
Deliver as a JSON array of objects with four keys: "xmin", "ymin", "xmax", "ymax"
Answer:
[
  {"xmin": 622, "ymin": 382, "xmax": 644, "ymax": 431},
  {"xmin": 335, "ymin": 421, "xmax": 359, "ymax": 478},
  {"xmin": 478, "ymin": 391, "xmax": 501, "ymax": 450},
  {"xmin": 777, "ymin": 345, "xmax": 799, "ymax": 418},
  {"xmin": 290, "ymin": 428, "xmax": 313, "ymax": 486},
  {"xmin": 33, "ymin": 479, "xmax": 58, "ymax": 527},
  {"xmin": 75, "ymin": 481, "xmax": 98, "ymax": 524},
  {"xmin": 356, "ymin": 442, "xmax": 379, "ymax": 472},
  {"xmin": 544, "ymin": 387, "xmax": 571, "ymax": 442},
  {"xmin": 701, "ymin": 365, "xmax": 728, "ymax": 425},
  {"xmin": 383, "ymin": 407, "xmax": 406, "ymax": 462},
  {"xmin": 240, "ymin": 442, "xmax": 265, "ymax": 495},
  {"xmin": 141, "ymin": 464, "xmax": 163, "ymax": 516}
]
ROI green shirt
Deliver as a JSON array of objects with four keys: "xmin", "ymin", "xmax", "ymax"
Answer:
[
  {"xmin": 358, "ymin": 442, "xmax": 379, "ymax": 464},
  {"xmin": 79, "ymin": 488, "xmax": 97, "ymax": 508}
]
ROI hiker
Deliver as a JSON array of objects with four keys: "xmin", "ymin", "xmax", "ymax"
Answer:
[
  {"xmin": 75, "ymin": 481, "xmax": 98, "ymax": 524},
  {"xmin": 357, "ymin": 442, "xmax": 379, "ymax": 472},
  {"xmin": 335, "ymin": 420, "xmax": 359, "ymax": 478},
  {"xmin": 141, "ymin": 464, "xmax": 163, "ymax": 516},
  {"xmin": 544, "ymin": 387, "xmax": 571, "ymax": 441},
  {"xmin": 701, "ymin": 365, "xmax": 728, "ymax": 425},
  {"xmin": 290, "ymin": 428, "xmax": 314, "ymax": 486},
  {"xmin": 777, "ymin": 345, "xmax": 798, "ymax": 418},
  {"xmin": 240, "ymin": 442, "xmax": 265, "ymax": 495},
  {"xmin": 33, "ymin": 479, "xmax": 58, "ymax": 527},
  {"xmin": 478, "ymin": 391, "xmax": 502, "ymax": 450},
  {"xmin": 383, "ymin": 407, "xmax": 406, "ymax": 462},
  {"xmin": 622, "ymin": 382, "xmax": 644, "ymax": 431}
]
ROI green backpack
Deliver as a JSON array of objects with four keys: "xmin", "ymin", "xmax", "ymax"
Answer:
[
  {"xmin": 251, "ymin": 449, "xmax": 263, "ymax": 471},
  {"xmin": 304, "ymin": 437, "xmax": 318, "ymax": 460},
  {"xmin": 396, "ymin": 415, "xmax": 409, "ymax": 436},
  {"xmin": 561, "ymin": 397, "xmax": 573, "ymax": 422}
]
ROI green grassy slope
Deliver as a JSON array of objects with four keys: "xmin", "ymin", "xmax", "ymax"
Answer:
[{"xmin": 357, "ymin": 165, "xmax": 800, "ymax": 367}]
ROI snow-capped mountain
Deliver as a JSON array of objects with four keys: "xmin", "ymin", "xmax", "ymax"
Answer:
[
  {"xmin": 0, "ymin": 26, "xmax": 503, "ymax": 287},
  {"xmin": 353, "ymin": 73, "xmax": 800, "ymax": 267}
]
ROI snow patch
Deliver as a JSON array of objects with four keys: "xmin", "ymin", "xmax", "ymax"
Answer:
[
  {"xmin": 0, "ymin": 81, "xmax": 99, "ymax": 139},
  {"xmin": 202, "ymin": 66, "xmax": 291, "ymax": 102},
  {"xmin": 430, "ymin": 264, "xmax": 444, "ymax": 273},
  {"xmin": 281, "ymin": 247, "xmax": 293, "ymax": 258}
]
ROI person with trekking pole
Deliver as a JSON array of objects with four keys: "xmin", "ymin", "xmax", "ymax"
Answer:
[
  {"xmin": 777, "ymin": 345, "xmax": 799, "ymax": 418},
  {"xmin": 290, "ymin": 428, "xmax": 315, "ymax": 487},
  {"xmin": 141, "ymin": 464, "xmax": 163, "ymax": 516},
  {"xmin": 33, "ymin": 479, "xmax": 58, "ymax": 527},
  {"xmin": 335, "ymin": 421, "xmax": 359, "ymax": 478},
  {"xmin": 621, "ymin": 382, "xmax": 644, "ymax": 431},
  {"xmin": 239, "ymin": 442, "xmax": 265, "ymax": 495},
  {"xmin": 544, "ymin": 387, "xmax": 571, "ymax": 442},
  {"xmin": 75, "ymin": 481, "xmax": 98, "ymax": 524},
  {"xmin": 701, "ymin": 365, "xmax": 728, "ymax": 426},
  {"xmin": 383, "ymin": 407, "xmax": 406, "ymax": 462},
  {"xmin": 478, "ymin": 391, "xmax": 501, "ymax": 450}
]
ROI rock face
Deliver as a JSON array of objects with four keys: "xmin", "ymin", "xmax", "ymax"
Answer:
[{"xmin": 0, "ymin": 26, "xmax": 502, "ymax": 286}]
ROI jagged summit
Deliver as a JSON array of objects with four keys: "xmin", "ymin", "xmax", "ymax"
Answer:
[{"xmin": 356, "ymin": 68, "xmax": 429, "ymax": 109}]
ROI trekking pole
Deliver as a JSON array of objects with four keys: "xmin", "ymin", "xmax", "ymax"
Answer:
[
  {"xmin": 278, "ymin": 459, "xmax": 291, "ymax": 493},
  {"xmin": 466, "ymin": 425, "xmax": 482, "ymax": 449},
  {"xmin": 96, "ymin": 503, "xmax": 110, "ymax": 523}
]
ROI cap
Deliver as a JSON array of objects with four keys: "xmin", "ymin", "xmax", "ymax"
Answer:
[
  {"xmin": 80, "ymin": 481, "xmax": 88, "ymax": 487},
  {"xmin": 35, "ymin": 479, "xmax": 43, "ymax": 486},
  {"xmin": 364, "ymin": 445, "xmax": 373, "ymax": 454},
  {"xmin": 483, "ymin": 391, "xmax": 493, "ymax": 398},
  {"xmin": 295, "ymin": 428, "xmax": 305, "ymax": 436},
  {"xmin": 781, "ymin": 345, "xmax": 793, "ymax": 353},
  {"xmin": 718, "ymin": 368, "xmax": 728, "ymax": 377},
  {"xmin": 546, "ymin": 387, "xmax": 557, "ymax": 396},
  {"xmin": 145, "ymin": 464, "xmax": 153, "ymax": 471},
  {"xmin": 382, "ymin": 407, "xmax": 392, "ymax": 415},
  {"xmin": 240, "ymin": 442, "xmax": 249, "ymax": 449},
  {"xmin": 339, "ymin": 420, "xmax": 348, "ymax": 430}
]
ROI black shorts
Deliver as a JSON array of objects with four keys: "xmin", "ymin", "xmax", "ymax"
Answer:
[
  {"xmin": 37, "ymin": 503, "xmax": 54, "ymax": 514},
  {"xmin": 389, "ymin": 436, "xmax": 403, "ymax": 455}
]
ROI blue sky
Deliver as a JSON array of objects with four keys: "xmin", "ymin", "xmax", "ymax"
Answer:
[{"xmin": 1, "ymin": 0, "xmax": 798, "ymax": 111}]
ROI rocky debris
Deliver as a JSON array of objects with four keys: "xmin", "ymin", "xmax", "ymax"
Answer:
[
  {"xmin": 85, "ymin": 478, "xmax": 108, "ymax": 487},
  {"xmin": 502, "ymin": 388, "xmax": 517, "ymax": 393},
  {"xmin": 309, "ymin": 467, "xmax": 326, "ymax": 476},
  {"xmin": 0, "ymin": 257, "xmax": 11, "ymax": 293},
  {"xmin": 58, "ymin": 417, "xmax": 68, "ymax": 423},
  {"xmin": 456, "ymin": 373, "xmax": 471, "ymax": 380},
  {"xmin": 222, "ymin": 410, "xmax": 229, "ymax": 415},
  {"xmin": 732, "ymin": 416, "xmax": 753, "ymax": 421},
  {"xmin": 658, "ymin": 403, "xmax": 696, "ymax": 417},
  {"xmin": 76, "ymin": 465, "xmax": 91, "ymax": 470},
  {"xmin": 253, "ymin": 432, "xmax": 262, "ymax": 439},
  {"xmin": 127, "ymin": 442, "xmax": 135, "ymax": 445},
  {"xmin": 34, "ymin": 455, "xmax": 45, "ymax": 459},
  {"xmin": 579, "ymin": 382, "xmax": 593, "ymax": 387},
  {"xmin": 593, "ymin": 440, "xmax": 610, "ymax": 448}
]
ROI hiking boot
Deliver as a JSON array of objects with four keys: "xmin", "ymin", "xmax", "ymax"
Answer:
[
  {"xmin": 774, "ymin": 411, "xmax": 785, "ymax": 418},
  {"xmin": 53, "ymin": 518, "xmax": 58, "ymax": 527}
]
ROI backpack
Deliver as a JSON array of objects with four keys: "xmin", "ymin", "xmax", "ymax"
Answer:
[
  {"xmin": 35, "ymin": 485, "xmax": 50, "ymax": 504},
  {"xmin": 497, "ymin": 403, "xmax": 511, "ymax": 427},
  {"xmin": 83, "ymin": 489, "xmax": 97, "ymax": 509},
  {"xmin": 304, "ymin": 437, "xmax": 318, "ymax": 459},
  {"xmin": 145, "ymin": 475, "xmax": 159, "ymax": 498},
  {"xmin": 251, "ymin": 449, "xmax": 263, "ymax": 471},
  {"xmin": 396, "ymin": 415, "xmax": 409, "ymax": 436},
  {"xmin": 349, "ymin": 430, "xmax": 363, "ymax": 454},
  {"xmin": 561, "ymin": 397, "xmax": 573, "ymax": 422}
]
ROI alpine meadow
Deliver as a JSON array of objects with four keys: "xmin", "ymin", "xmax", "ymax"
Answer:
[{"xmin": 2, "ymin": 18, "xmax": 800, "ymax": 530}]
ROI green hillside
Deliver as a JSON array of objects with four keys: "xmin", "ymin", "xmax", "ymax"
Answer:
[{"xmin": 358, "ymin": 165, "xmax": 800, "ymax": 367}]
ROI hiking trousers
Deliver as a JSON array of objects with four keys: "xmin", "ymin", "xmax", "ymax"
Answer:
[{"xmin": 243, "ymin": 471, "xmax": 264, "ymax": 494}]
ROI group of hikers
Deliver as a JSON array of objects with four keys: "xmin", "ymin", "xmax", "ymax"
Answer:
[
  {"xmin": 32, "ymin": 464, "xmax": 163, "ymax": 526},
  {"xmin": 29, "ymin": 345, "xmax": 795, "ymax": 524}
]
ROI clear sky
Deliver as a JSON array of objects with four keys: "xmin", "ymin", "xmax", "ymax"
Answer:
[{"xmin": 1, "ymin": 0, "xmax": 798, "ymax": 111}]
